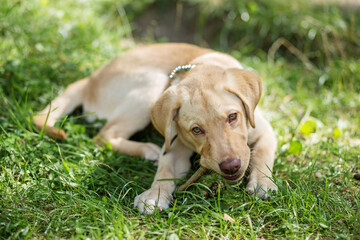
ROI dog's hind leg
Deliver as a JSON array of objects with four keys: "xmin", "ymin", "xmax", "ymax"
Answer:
[
  {"xmin": 95, "ymin": 116, "xmax": 161, "ymax": 161},
  {"xmin": 33, "ymin": 78, "xmax": 89, "ymax": 139}
]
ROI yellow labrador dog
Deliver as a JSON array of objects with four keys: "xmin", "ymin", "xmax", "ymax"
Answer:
[{"xmin": 33, "ymin": 43, "xmax": 277, "ymax": 214}]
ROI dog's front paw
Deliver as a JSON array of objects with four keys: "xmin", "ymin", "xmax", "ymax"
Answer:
[
  {"xmin": 141, "ymin": 143, "xmax": 161, "ymax": 161},
  {"xmin": 134, "ymin": 188, "xmax": 172, "ymax": 214},
  {"xmin": 246, "ymin": 177, "xmax": 277, "ymax": 199}
]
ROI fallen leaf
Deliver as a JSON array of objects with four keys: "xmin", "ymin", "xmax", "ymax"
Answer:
[
  {"xmin": 288, "ymin": 140, "xmax": 302, "ymax": 155},
  {"xmin": 333, "ymin": 128, "xmax": 341, "ymax": 138},
  {"xmin": 300, "ymin": 119, "xmax": 317, "ymax": 136}
]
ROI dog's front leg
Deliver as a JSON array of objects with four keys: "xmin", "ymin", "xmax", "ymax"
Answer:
[
  {"xmin": 246, "ymin": 115, "xmax": 277, "ymax": 199},
  {"xmin": 134, "ymin": 138, "xmax": 193, "ymax": 214}
]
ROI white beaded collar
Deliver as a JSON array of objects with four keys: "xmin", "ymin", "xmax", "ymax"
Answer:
[{"xmin": 168, "ymin": 64, "xmax": 196, "ymax": 79}]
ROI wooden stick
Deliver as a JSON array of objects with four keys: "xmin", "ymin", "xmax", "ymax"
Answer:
[{"xmin": 178, "ymin": 166, "xmax": 208, "ymax": 191}]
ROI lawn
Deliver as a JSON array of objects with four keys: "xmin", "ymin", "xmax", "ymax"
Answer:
[{"xmin": 0, "ymin": 0, "xmax": 359, "ymax": 239}]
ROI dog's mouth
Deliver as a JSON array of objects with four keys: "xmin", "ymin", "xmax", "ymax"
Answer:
[{"xmin": 222, "ymin": 173, "xmax": 242, "ymax": 181}]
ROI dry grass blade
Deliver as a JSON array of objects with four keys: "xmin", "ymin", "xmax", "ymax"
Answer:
[{"xmin": 268, "ymin": 37, "xmax": 316, "ymax": 71}]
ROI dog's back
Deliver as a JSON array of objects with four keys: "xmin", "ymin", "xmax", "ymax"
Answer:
[{"xmin": 33, "ymin": 43, "xmax": 211, "ymax": 140}]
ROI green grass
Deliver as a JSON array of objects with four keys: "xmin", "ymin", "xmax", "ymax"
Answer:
[{"xmin": 1, "ymin": 0, "xmax": 359, "ymax": 239}]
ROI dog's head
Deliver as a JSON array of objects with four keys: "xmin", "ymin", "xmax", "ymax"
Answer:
[{"xmin": 151, "ymin": 65, "xmax": 262, "ymax": 182}]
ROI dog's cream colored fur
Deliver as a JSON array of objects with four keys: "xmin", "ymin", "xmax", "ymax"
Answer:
[{"xmin": 33, "ymin": 43, "xmax": 277, "ymax": 214}]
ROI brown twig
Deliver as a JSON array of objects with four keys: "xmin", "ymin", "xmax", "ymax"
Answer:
[{"xmin": 178, "ymin": 166, "xmax": 208, "ymax": 191}]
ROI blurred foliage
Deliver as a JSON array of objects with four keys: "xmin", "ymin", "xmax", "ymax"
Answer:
[
  {"xmin": 95, "ymin": 0, "xmax": 360, "ymax": 90},
  {"xmin": 0, "ymin": 0, "xmax": 127, "ymax": 108},
  {"xmin": 185, "ymin": 0, "xmax": 359, "ymax": 62},
  {"xmin": 156, "ymin": 0, "xmax": 359, "ymax": 63}
]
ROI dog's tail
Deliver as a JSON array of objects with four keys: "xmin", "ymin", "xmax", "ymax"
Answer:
[{"xmin": 33, "ymin": 78, "xmax": 89, "ymax": 140}]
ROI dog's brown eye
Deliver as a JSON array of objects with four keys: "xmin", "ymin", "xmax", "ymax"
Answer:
[
  {"xmin": 192, "ymin": 127, "xmax": 203, "ymax": 135},
  {"xmin": 228, "ymin": 113, "xmax": 237, "ymax": 123}
]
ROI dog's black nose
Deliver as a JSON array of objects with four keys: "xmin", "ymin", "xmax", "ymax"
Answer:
[{"xmin": 219, "ymin": 158, "xmax": 241, "ymax": 174}]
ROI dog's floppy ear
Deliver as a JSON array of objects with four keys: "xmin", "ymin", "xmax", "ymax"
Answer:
[
  {"xmin": 225, "ymin": 68, "xmax": 262, "ymax": 128},
  {"xmin": 151, "ymin": 87, "xmax": 180, "ymax": 152}
]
